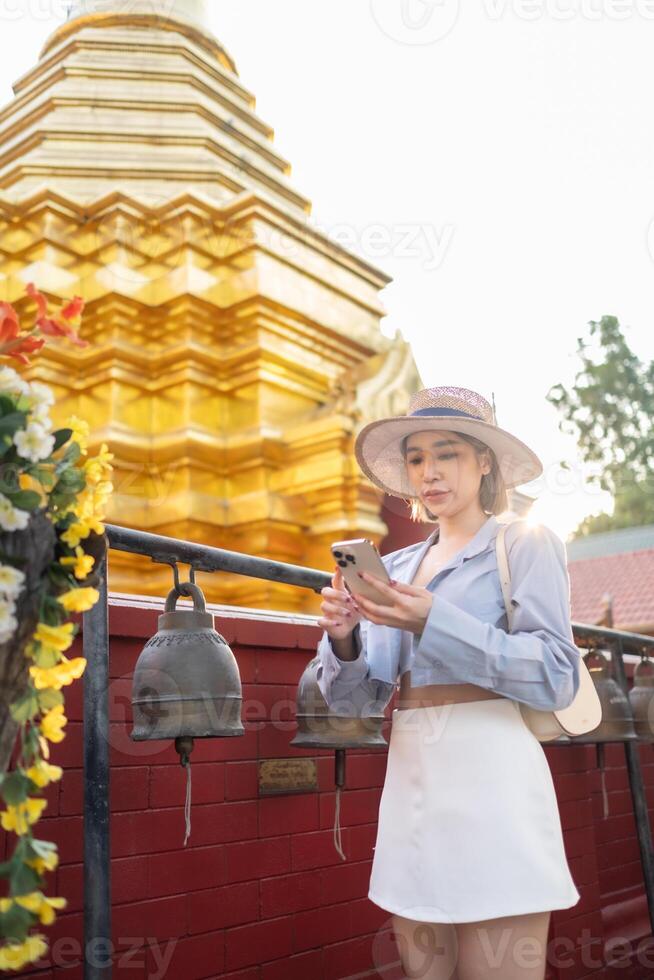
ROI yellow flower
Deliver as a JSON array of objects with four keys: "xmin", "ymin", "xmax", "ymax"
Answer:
[
  {"xmin": 30, "ymin": 657, "xmax": 86, "ymax": 691},
  {"xmin": 0, "ymin": 797, "xmax": 47, "ymax": 835},
  {"xmin": 25, "ymin": 758, "xmax": 63, "ymax": 788},
  {"xmin": 15, "ymin": 892, "xmax": 67, "ymax": 926},
  {"xmin": 91, "ymin": 442, "xmax": 113, "ymax": 468},
  {"xmin": 57, "ymin": 588, "xmax": 99, "ymax": 613},
  {"xmin": 33, "ymin": 621, "xmax": 75, "ymax": 652},
  {"xmin": 0, "ymin": 898, "xmax": 12, "ymax": 912},
  {"xmin": 67, "ymin": 415, "xmax": 90, "ymax": 454},
  {"xmin": 61, "ymin": 517, "xmax": 104, "ymax": 548},
  {"xmin": 38, "ymin": 734, "xmax": 51, "ymax": 760},
  {"xmin": 26, "ymin": 849, "xmax": 59, "ymax": 874},
  {"xmin": 0, "ymin": 934, "xmax": 48, "ymax": 971},
  {"xmin": 40, "ymin": 704, "xmax": 67, "ymax": 743},
  {"xmin": 60, "ymin": 546, "xmax": 95, "ymax": 580}
]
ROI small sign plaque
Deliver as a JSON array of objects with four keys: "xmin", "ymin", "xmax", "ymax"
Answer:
[{"xmin": 258, "ymin": 758, "xmax": 318, "ymax": 796}]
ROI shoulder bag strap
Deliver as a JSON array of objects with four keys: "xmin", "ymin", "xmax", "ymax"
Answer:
[{"xmin": 495, "ymin": 521, "xmax": 515, "ymax": 631}]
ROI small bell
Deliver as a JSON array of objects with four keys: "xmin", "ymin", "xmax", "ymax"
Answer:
[
  {"xmin": 573, "ymin": 648, "xmax": 638, "ymax": 744},
  {"xmin": 291, "ymin": 655, "xmax": 387, "ymax": 860},
  {"xmin": 571, "ymin": 647, "xmax": 638, "ymax": 820},
  {"xmin": 628, "ymin": 654, "xmax": 654, "ymax": 742},
  {"xmin": 131, "ymin": 579, "xmax": 244, "ymax": 843}
]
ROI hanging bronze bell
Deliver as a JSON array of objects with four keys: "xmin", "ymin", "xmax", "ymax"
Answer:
[
  {"xmin": 291, "ymin": 653, "xmax": 387, "ymax": 861},
  {"xmin": 131, "ymin": 582, "xmax": 244, "ymax": 744},
  {"xmin": 628, "ymin": 655, "xmax": 654, "ymax": 742},
  {"xmin": 570, "ymin": 647, "xmax": 638, "ymax": 744},
  {"xmin": 291, "ymin": 654, "xmax": 387, "ymax": 749}
]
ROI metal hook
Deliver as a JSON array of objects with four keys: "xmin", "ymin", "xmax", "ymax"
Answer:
[{"xmin": 168, "ymin": 562, "xmax": 194, "ymax": 598}]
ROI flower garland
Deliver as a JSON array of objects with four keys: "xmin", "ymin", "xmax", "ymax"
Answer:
[{"xmin": 0, "ymin": 287, "xmax": 113, "ymax": 971}]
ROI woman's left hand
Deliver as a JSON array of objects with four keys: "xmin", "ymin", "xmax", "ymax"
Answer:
[{"xmin": 352, "ymin": 571, "xmax": 433, "ymax": 636}]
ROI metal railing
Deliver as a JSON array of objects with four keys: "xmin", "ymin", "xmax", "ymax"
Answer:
[{"xmin": 80, "ymin": 525, "xmax": 654, "ymax": 978}]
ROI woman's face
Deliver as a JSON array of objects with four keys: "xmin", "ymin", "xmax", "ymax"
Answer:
[{"xmin": 404, "ymin": 429, "xmax": 491, "ymax": 517}]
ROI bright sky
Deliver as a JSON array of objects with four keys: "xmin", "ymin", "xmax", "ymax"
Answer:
[{"xmin": 2, "ymin": 0, "xmax": 653, "ymax": 542}]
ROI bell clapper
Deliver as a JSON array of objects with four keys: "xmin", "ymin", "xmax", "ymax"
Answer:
[
  {"xmin": 333, "ymin": 748, "xmax": 347, "ymax": 862},
  {"xmin": 175, "ymin": 736, "xmax": 195, "ymax": 847},
  {"xmin": 175, "ymin": 735, "xmax": 194, "ymax": 767}
]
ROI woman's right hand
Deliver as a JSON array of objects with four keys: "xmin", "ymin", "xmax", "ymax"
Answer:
[{"xmin": 317, "ymin": 565, "xmax": 363, "ymax": 640}]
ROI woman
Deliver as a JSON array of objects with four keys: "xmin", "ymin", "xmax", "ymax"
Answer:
[{"xmin": 316, "ymin": 386, "xmax": 581, "ymax": 980}]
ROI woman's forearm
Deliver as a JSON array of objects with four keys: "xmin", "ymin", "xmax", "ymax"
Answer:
[{"xmin": 331, "ymin": 631, "xmax": 358, "ymax": 662}]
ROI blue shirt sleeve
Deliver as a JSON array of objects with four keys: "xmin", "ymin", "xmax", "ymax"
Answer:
[
  {"xmin": 411, "ymin": 521, "xmax": 581, "ymax": 711},
  {"xmin": 315, "ymin": 618, "xmax": 395, "ymax": 715}
]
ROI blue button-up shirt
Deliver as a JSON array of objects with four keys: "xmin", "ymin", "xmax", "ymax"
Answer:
[{"xmin": 315, "ymin": 515, "xmax": 581, "ymax": 714}]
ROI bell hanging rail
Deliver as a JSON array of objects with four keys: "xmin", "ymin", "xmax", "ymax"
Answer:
[{"xmin": 81, "ymin": 525, "xmax": 654, "ymax": 979}]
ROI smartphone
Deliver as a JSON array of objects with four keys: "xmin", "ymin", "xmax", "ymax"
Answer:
[{"xmin": 330, "ymin": 538, "xmax": 394, "ymax": 606}]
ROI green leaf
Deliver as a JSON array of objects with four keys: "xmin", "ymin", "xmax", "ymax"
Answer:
[
  {"xmin": 54, "ymin": 441, "xmax": 81, "ymax": 475},
  {"xmin": 31, "ymin": 466, "xmax": 56, "ymax": 489},
  {"xmin": 30, "ymin": 645, "xmax": 59, "ymax": 669},
  {"xmin": 37, "ymin": 688, "xmax": 63, "ymax": 711},
  {"xmin": 0, "ymin": 901, "xmax": 33, "ymax": 942},
  {"xmin": 56, "ymin": 468, "xmax": 84, "ymax": 490},
  {"xmin": 14, "ymin": 394, "xmax": 32, "ymax": 414},
  {"xmin": 52, "ymin": 429, "xmax": 73, "ymax": 453},
  {"xmin": 9, "ymin": 690, "xmax": 39, "ymax": 724},
  {"xmin": 25, "ymin": 838, "xmax": 57, "ymax": 861},
  {"xmin": 0, "ymin": 850, "xmax": 19, "ymax": 878},
  {"xmin": 10, "ymin": 861, "xmax": 42, "ymax": 897},
  {"xmin": 0, "ymin": 395, "xmax": 18, "ymax": 414},
  {"xmin": 0, "ymin": 412, "xmax": 27, "ymax": 439},
  {"xmin": 0, "ymin": 772, "xmax": 32, "ymax": 807},
  {"xmin": 4, "ymin": 490, "xmax": 41, "ymax": 511}
]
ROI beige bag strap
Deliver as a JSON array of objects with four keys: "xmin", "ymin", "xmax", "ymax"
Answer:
[
  {"xmin": 494, "ymin": 519, "xmax": 603, "ymax": 738},
  {"xmin": 495, "ymin": 520, "xmax": 521, "ymax": 629}
]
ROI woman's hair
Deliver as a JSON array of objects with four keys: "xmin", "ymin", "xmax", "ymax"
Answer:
[{"xmin": 400, "ymin": 430, "xmax": 509, "ymax": 523}]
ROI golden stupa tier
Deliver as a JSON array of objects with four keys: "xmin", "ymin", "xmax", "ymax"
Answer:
[
  {"xmin": 1, "ymin": 0, "xmax": 306, "ymax": 212},
  {"xmin": 0, "ymin": 2, "xmax": 422, "ymax": 611}
]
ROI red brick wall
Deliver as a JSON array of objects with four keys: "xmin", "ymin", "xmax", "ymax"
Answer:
[{"xmin": 1, "ymin": 598, "xmax": 653, "ymax": 979}]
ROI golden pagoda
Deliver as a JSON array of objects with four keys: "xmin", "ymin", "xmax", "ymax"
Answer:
[{"xmin": 0, "ymin": 0, "xmax": 421, "ymax": 610}]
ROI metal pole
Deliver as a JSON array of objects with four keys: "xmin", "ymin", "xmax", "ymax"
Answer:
[
  {"xmin": 105, "ymin": 524, "xmax": 329, "ymax": 593},
  {"xmin": 83, "ymin": 554, "xmax": 112, "ymax": 978},
  {"xmin": 613, "ymin": 636, "xmax": 654, "ymax": 935}
]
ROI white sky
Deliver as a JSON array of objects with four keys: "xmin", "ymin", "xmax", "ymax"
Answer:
[{"xmin": 2, "ymin": 0, "xmax": 653, "ymax": 542}]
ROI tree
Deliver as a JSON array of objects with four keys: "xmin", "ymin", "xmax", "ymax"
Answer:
[{"xmin": 546, "ymin": 315, "xmax": 654, "ymax": 538}]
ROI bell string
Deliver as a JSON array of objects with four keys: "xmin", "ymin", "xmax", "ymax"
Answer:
[
  {"xmin": 183, "ymin": 760, "xmax": 192, "ymax": 846},
  {"xmin": 597, "ymin": 743, "xmax": 609, "ymax": 820},
  {"xmin": 333, "ymin": 785, "xmax": 346, "ymax": 861}
]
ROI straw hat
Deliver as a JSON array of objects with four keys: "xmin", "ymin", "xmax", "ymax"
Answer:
[{"xmin": 354, "ymin": 386, "xmax": 543, "ymax": 498}]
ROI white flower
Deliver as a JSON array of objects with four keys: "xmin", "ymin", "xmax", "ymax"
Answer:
[
  {"xmin": 0, "ymin": 494, "xmax": 30, "ymax": 531},
  {"xmin": 0, "ymin": 597, "xmax": 17, "ymax": 641},
  {"xmin": 0, "ymin": 367, "xmax": 30, "ymax": 400},
  {"xmin": 29, "ymin": 404, "xmax": 53, "ymax": 431},
  {"xmin": 29, "ymin": 382, "xmax": 55, "ymax": 410},
  {"xmin": 13, "ymin": 422, "xmax": 55, "ymax": 463},
  {"xmin": 0, "ymin": 564, "xmax": 25, "ymax": 599}
]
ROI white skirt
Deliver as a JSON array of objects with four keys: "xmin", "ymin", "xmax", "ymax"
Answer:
[{"xmin": 368, "ymin": 697, "xmax": 581, "ymax": 923}]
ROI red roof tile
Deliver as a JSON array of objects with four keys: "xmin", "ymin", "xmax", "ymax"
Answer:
[{"xmin": 568, "ymin": 548, "xmax": 654, "ymax": 633}]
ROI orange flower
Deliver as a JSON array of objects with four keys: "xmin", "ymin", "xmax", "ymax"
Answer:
[
  {"xmin": 26, "ymin": 283, "xmax": 88, "ymax": 349},
  {"xmin": 0, "ymin": 301, "xmax": 46, "ymax": 364},
  {"xmin": 0, "ymin": 303, "xmax": 19, "ymax": 342},
  {"xmin": 9, "ymin": 334, "xmax": 46, "ymax": 365}
]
